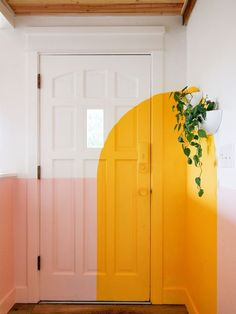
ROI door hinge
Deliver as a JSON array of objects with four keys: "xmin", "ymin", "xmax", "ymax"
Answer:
[
  {"xmin": 37, "ymin": 256, "xmax": 41, "ymax": 271},
  {"xmin": 37, "ymin": 73, "xmax": 41, "ymax": 89},
  {"xmin": 37, "ymin": 165, "xmax": 41, "ymax": 180}
]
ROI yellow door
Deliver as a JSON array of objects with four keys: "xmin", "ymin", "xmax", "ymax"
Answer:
[{"xmin": 97, "ymin": 98, "xmax": 151, "ymax": 301}]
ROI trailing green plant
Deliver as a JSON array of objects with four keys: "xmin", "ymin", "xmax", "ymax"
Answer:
[{"xmin": 171, "ymin": 87, "xmax": 217, "ymax": 197}]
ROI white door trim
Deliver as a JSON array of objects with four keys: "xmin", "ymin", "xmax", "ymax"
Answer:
[
  {"xmin": 26, "ymin": 26, "xmax": 164, "ymax": 303},
  {"xmin": 25, "ymin": 26, "xmax": 165, "ymax": 54}
]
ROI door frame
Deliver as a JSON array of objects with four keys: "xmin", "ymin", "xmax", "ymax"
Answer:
[{"xmin": 26, "ymin": 26, "xmax": 165, "ymax": 304}]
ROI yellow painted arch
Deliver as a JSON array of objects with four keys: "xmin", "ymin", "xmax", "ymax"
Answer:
[{"xmin": 97, "ymin": 91, "xmax": 217, "ymax": 313}]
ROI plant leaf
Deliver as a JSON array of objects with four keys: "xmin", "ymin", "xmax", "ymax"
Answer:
[
  {"xmin": 198, "ymin": 129, "xmax": 207, "ymax": 138},
  {"xmin": 186, "ymin": 133, "xmax": 194, "ymax": 142},
  {"xmin": 198, "ymin": 189, "xmax": 204, "ymax": 197},
  {"xmin": 193, "ymin": 155, "xmax": 200, "ymax": 166},
  {"xmin": 207, "ymin": 101, "xmax": 216, "ymax": 111},
  {"xmin": 195, "ymin": 177, "xmax": 201, "ymax": 187},
  {"xmin": 201, "ymin": 112, "xmax": 207, "ymax": 120},
  {"xmin": 184, "ymin": 147, "xmax": 191, "ymax": 157},
  {"xmin": 177, "ymin": 102, "xmax": 184, "ymax": 113},
  {"xmin": 190, "ymin": 141, "xmax": 200, "ymax": 147},
  {"xmin": 197, "ymin": 147, "xmax": 203, "ymax": 158},
  {"xmin": 174, "ymin": 92, "xmax": 180, "ymax": 102},
  {"xmin": 178, "ymin": 136, "xmax": 184, "ymax": 143},
  {"xmin": 181, "ymin": 86, "xmax": 188, "ymax": 92},
  {"xmin": 188, "ymin": 157, "xmax": 192, "ymax": 165}
]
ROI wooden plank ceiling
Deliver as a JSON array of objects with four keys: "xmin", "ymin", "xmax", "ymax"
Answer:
[{"xmin": 6, "ymin": 0, "xmax": 186, "ymax": 15}]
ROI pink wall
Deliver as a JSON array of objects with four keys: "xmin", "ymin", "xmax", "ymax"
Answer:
[
  {"xmin": 218, "ymin": 188, "xmax": 236, "ymax": 314},
  {"xmin": 14, "ymin": 179, "xmax": 28, "ymax": 301},
  {"xmin": 0, "ymin": 177, "xmax": 15, "ymax": 314}
]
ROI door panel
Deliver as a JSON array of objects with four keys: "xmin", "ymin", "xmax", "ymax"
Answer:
[
  {"xmin": 40, "ymin": 55, "xmax": 151, "ymax": 301},
  {"xmin": 97, "ymin": 100, "xmax": 151, "ymax": 301}
]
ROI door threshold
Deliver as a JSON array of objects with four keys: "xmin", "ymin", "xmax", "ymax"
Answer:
[{"xmin": 39, "ymin": 301, "xmax": 152, "ymax": 305}]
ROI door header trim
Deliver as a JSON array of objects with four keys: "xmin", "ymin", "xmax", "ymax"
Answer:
[{"xmin": 25, "ymin": 26, "xmax": 165, "ymax": 53}]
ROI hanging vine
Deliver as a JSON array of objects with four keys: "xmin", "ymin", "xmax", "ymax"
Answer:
[{"xmin": 171, "ymin": 87, "xmax": 216, "ymax": 197}]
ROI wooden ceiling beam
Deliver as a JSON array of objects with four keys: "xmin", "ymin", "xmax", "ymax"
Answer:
[
  {"xmin": 0, "ymin": 0, "xmax": 15, "ymax": 27},
  {"xmin": 7, "ymin": 1, "xmax": 184, "ymax": 15},
  {"xmin": 8, "ymin": 0, "xmax": 184, "ymax": 5},
  {"xmin": 182, "ymin": 0, "xmax": 197, "ymax": 25}
]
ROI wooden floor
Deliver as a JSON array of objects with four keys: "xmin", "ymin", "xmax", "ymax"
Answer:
[{"xmin": 9, "ymin": 304, "xmax": 188, "ymax": 314}]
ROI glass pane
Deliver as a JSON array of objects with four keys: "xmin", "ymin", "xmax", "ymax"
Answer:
[{"xmin": 87, "ymin": 109, "xmax": 104, "ymax": 148}]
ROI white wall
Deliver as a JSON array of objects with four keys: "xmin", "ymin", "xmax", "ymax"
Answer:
[
  {"xmin": 0, "ymin": 16, "xmax": 186, "ymax": 176},
  {"xmin": 0, "ymin": 29, "xmax": 26, "ymax": 175},
  {"xmin": 187, "ymin": 1, "xmax": 236, "ymax": 313}
]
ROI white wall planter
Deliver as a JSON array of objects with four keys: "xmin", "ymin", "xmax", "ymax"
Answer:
[{"xmin": 201, "ymin": 109, "xmax": 223, "ymax": 135}]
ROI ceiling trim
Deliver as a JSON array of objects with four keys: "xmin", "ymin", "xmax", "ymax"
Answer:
[
  {"xmin": 182, "ymin": 0, "xmax": 197, "ymax": 25},
  {"xmin": 0, "ymin": 0, "xmax": 15, "ymax": 27}
]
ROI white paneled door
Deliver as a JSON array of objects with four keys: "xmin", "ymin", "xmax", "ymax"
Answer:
[{"xmin": 39, "ymin": 55, "xmax": 151, "ymax": 301}]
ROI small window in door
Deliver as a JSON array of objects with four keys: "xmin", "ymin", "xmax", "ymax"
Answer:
[{"xmin": 87, "ymin": 109, "xmax": 104, "ymax": 148}]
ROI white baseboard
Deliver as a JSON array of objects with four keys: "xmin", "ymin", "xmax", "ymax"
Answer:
[
  {"xmin": 163, "ymin": 287, "xmax": 199, "ymax": 314},
  {"xmin": 15, "ymin": 286, "xmax": 28, "ymax": 303},
  {"xmin": 0, "ymin": 289, "xmax": 15, "ymax": 314}
]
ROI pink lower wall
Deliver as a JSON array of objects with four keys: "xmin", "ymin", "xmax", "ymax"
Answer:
[
  {"xmin": 2, "ymin": 178, "xmax": 232, "ymax": 311},
  {"xmin": 0, "ymin": 177, "xmax": 16, "ymax": 314},
  {"xmin": 14, "ymin": 179, "xmax": 28, "ymax": 301},
  {"xmin": 218, "ymin": 187, "xmax": 236, "ymax": 314}
]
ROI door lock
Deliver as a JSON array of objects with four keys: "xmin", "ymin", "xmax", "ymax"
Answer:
[{"xmin": 138, "ymin": 142, "xmax": 150, "ymax": 173}]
